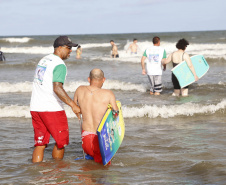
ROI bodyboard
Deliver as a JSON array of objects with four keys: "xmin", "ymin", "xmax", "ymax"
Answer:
[
  {"xmin": 97, "ymin": 101, "xmax": 125, "ymax": 166},
  {"xmin": 171, "ymin": 55, "xmax": 209, "ymax": 88}
]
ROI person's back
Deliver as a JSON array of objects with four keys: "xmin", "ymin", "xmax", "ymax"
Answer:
[
  {"xmin": 162, "ymin": 38, "xmax": 199, "ymax": 96},
  {"xmin": 74, "ymin": 68, "xmax": 118, "ymax": 164},
  {"xmin": 75, "ymin": 86, "xmax": 115, "ymax": 132},
  {"xmin": 141, "ymin": 36, "xmax": 166, "ymax": 95},
  {"xmin": 171, "ymin": 50, "xmax": 187, "ymax": 66}
]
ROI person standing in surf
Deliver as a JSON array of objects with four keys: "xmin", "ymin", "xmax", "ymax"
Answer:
[
  {"xmin": 76, "ymin": 45, "xmax": 82, "ymax": 59},
  {"xmin": 73, "ymin": 68, "xmax": 118, "ymax": 164},
  {"xmin": 127, "ymin": 38, "xmax": 140, "ymax": 54},
  {"xmin": 141, "ymin": 36, "xmax": 166, "ymax": 95},
  {"xmin": 162, "ymin": 38, "xmax": 199, "ymax": 96},
  {"xmin": 0, "ymin": 47, "xmax": 6, "ymax": 61},
  {"xmin": 110, "ymin": 40, "xmax": 119, "ymax": 58},
  {"xmin": 30, "ymin": 36, "xmax": 81, "ymax": 163}
]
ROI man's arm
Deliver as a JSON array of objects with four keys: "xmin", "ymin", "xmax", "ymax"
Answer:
[
  {"xmin": 109, "ymin": 91, "xmax": 118, "ymax": 111},
  {"xmin": 162, "ymin": 50, "xmax": 167, "ymax": 71},
  {"xmin": 53, "ymin": 82, "xmax": 80, "ymax": 119},
  {"xmin": 141, "ymin": 56, "xmax": 146, "ymax": 75},
  {"xmin": 162, "ymin": 53, "xmax": 172, "ymax": 65}
]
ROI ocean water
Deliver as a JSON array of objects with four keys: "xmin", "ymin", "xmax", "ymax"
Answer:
[{"xmin": 0, "ymin": 30, "xmax": 226, "ymax": 185}]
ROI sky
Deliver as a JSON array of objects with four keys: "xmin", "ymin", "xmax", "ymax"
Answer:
[{"xmin": 0, "ymin": 0, "xmax": 225, "ymax": 36}]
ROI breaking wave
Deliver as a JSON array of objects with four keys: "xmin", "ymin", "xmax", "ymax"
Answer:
[
  {"xmin": 0, "ymin": 80, "xmax": 147, "ymax": 93},
  {"xmin": 0, "ymin": 37, "xmax": 33, "ymax": 43},
  {"xmin": 1, "ymin": 43, "xmax": 113, "ymax": 54},
  {"xmin": 0, "ymin": 100, "xmax": 225, "ymax": 118}
]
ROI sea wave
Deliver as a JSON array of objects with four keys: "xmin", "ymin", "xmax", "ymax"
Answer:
[
  {"xmin": 94, "ymin": 41, "xmax": 226, "ymax": 63},
  {"xmin": 119, "ymin": 41, "xmax": 226, "ymax": 62},
  {"xmin": 1, "ymin": 43, "xmax": 113, "ymax": 54},
  {"xmin": 0, "ymin": 37, "xmax": 33, "ymax": 43},
  {"xmin": 0, "ymin": 80, "xmax": 147, "ymax": 93},
  {"xmin": 81, "ymin": 43, "xmax": 113, "ymax": 49},
  {"xmin": 1, "ymin": 46, "xmax": 53, "ymax": 54},
  {"xmin": 122, "ymin": 99, "xmax": 226, "ymax": 118},
  {"xmin": 1, "ymin": 81, "xmax": 225, "ymax": 93},
  {"xmin": 0, "ymin": 99, "xmax": 225, "ymax": 118},
  {"xmin": 1, "ymin": 41, "xmax": 226, "ymax": 60}
]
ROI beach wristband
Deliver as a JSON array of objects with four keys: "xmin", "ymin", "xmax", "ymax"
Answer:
[{"xmin": 112, "ymin": 109, "xmax": 119, "ymax": 117}]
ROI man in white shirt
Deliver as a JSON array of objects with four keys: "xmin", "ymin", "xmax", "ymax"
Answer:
[
  {"xmin": 30, "ymin": 36, "xmax": 80, "ymax": 162},
  {"xmin": 141, "ymin": 36, "xmax": 166, "ymax": 95}
]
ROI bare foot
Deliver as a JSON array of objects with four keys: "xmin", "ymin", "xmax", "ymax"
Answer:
[
  {"xmin": 172, "ymin": 93, "xmax": 179, "ymax": 96},
  {"xmin": 154, "ymin": 92, "xmax": 160, "ymax": 95},
  {"xmin": 150, "ymin": 91, "xmax": 154, "ymax": 95}
]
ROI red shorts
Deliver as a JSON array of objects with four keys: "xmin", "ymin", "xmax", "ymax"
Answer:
[
  {"xmin": 82, "ymin": 130, "xmax": 102, "ymax": 163},
  {"xmin": 31, "ymin": 111, "xmax": 69, "ymax": 149}
]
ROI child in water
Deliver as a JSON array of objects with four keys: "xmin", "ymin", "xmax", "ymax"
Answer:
[{"xmin": 76, "ymin": 45, "xmax": 82, "ymax": 59}]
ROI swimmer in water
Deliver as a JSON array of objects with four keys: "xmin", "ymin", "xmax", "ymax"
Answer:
[
  {"xmin": 76, "ymin": 45, "xmax": 82, "ymax": 59},
  {"xmin": 127, "ymin": 38, "xmax": 140, "ymax": 54},
  {"xmin": 110, "ymin": 40, "xmax": 119, "ymax": 58}
]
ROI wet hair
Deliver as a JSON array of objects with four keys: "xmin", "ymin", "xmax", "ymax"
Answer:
[
  {"xmin": 176, "ymin": 38, "xmax": 189, "ymax": 50},
  {"xmin": 152, "ymin": 36, "xmax": 160, "ymax": 44},
  {"xmin": 89, "ymin": 69, "xmax": 104, "ymax": 80},
  {"xmin": 133, "ymin": 38, "xmax": 137, "ymax": 41},
  {"xmin": 77, "ymin": 45, "xmax": 81, "ymax": 49},
  {"xmin": 110, "ymin": 40, "xmax": 114, "ymax": 43}
]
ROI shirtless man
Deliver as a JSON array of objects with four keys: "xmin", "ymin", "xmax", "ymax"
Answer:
[
  {"xmin": 73, "ymin": 69, "xmax": 118, "ymax": 164},
  {"xmin": 110, "ymin": 40, "xmax": 119, "ymax": 58},
  {"xmin": 127, "ymin": 38, "xmax": 139, "ymax": 54}
]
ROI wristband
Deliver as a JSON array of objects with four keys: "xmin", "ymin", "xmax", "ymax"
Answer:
[{"xmin": 112, "ymin": 109, "xmax": 119, "ymax": 117}]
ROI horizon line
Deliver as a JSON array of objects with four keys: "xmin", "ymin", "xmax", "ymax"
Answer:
[{"xmin": 0, "ymin": 29, "xmax": 225, "ymax": 37}]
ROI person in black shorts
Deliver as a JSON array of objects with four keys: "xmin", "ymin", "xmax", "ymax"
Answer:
[
  {"xmin": 110, "ymin": 40, "xmax": 119, "ymax": 58},
  {"xmin": 162, "ymin": 39, "xmax": 199, "ymax": 96},
  {"xmin": 0, "ymin": 47, "xmax": 6, "ymax": 61}
]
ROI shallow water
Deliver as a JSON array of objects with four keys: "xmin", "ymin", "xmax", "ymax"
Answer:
[
  {"xmin": 1, "ymin": 113, "xmax": 226, "ymax": 184},
  {"xmin": 0, "ymin": 30, "xmax": 226, "ymax": 184}
]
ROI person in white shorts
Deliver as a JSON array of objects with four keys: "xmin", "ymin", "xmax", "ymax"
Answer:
[{"xmin": 141, "ymin": 36, "xmax": 166, "ymax": 95}]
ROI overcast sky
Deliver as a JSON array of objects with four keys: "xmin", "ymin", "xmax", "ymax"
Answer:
[{"xmin": 0, "ymin": 0, "xmax": 225, "ymax": 36}]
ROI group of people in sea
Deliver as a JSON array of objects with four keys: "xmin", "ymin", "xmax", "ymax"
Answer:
[
  {"xmin": 110, "ymin": 36, "xmax": 199, "ymax": 96},
  {"xmin": 141, "ymin": 36, "xmax": 199, "ymax": 96},
  {"xmin": 30, "ymin": 35, "xmax": 199, "ymax": 165}
]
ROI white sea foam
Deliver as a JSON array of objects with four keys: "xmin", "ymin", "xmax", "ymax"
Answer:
[
  {"xmin": 0, "ymin": 105, "xmax": 31, "ymax": 118},
  {"xmin": 2, "ymin": 46, "xmax": 53, "ymax": 54},
  {"xmin": 1, "ymin": 37, "xmax": 33, "ymax": 43},
  {"xmin": 1, "ymin": 80, "xmax": 225, "ymax": 94},
  {"xmin": 218, "ymin": 81, "xmax": 226, "ymax": 85},
  {"xmin": 122, "ymin": 99, "xmax": 226, "ymax": 118},
  {"xmin": 91, "ymin": 56, "xmax": 141, "ymax": 63},
  {"xmin": 81, "ymin": 43, "xmax": 113, "ymax": 49},
  {"xmin": 0, "ymin": 82, "xmax": 33, "ymax": 93},
  {"xmin": 1, "ymin": 43, "xmax": 113, "ymax": 54},
  {"xmin": 0, "ymin": 80, "xmax": 147, "ymax": 93},
  {"xmin": 2, "ymin": 40, "xmax": 226, "ymax": 60},
  {"xmin": 1, "ymin": 99, "xmax": 225, "ymax": 118}
]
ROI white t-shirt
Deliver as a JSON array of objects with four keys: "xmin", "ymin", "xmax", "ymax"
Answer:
[
  {"xmin": 30, "ymin": 54, "xmax": 67, "ymax": 111},
  {"xmin": 143, "ymin": 46, "xmax": 166, "ymax": 75}
]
